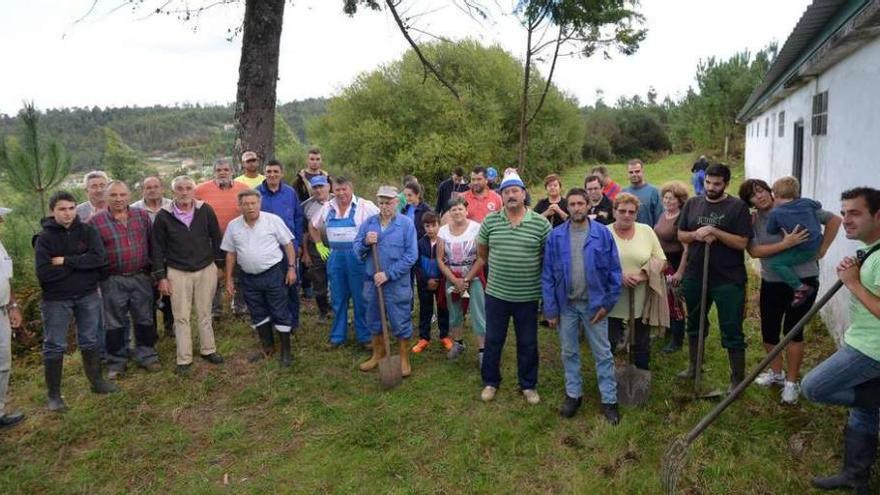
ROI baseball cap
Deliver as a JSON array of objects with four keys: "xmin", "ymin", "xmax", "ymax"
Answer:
[
  {"xmin": 486, "ymin": 167, "xmax": 498, "ymax": 181},
  {"xmin": 241, "ymin": 151, "xmax": 258, "ymax": 162},
  {"xmin": 309, "ymin": 175, "xmax": 329, "ymax": 187}
]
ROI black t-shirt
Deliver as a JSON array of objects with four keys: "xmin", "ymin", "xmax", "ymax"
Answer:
[
  {"xmin": 587, "ymin": 195, "xmax": 614, "ymax": 225},
  {"xmin": 678, "ymin": 194, "xmax": 752, "ymax": 287},
  {"xmin": 534, "ymin": 197, "xmax": 569, "ymax": 228}
]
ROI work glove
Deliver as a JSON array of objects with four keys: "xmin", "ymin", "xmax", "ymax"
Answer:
[{"xmin": 316, "ymin": 242, "xmax": 331, "ymax": 261}]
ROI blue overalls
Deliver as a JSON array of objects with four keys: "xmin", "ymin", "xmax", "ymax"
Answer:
[
  {"xmin": 326, "ymin": 202, "xmax": 370, "ymax": 345},
  {"xmin": 354, "ymin": 214, "xmax": 418, "ymax": 339}
]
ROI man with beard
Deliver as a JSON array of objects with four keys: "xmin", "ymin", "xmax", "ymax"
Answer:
[
  {"xmin": 460, "ymin": 166, "xmax": 502, "ymax": 223},
  {"xmin": 292, "ymin": 148, "xmax": 330, "ymax": 204},
  {"xmin": 676, "ymin": 163, "xmax": 752, "ymax": 393},
  {"xmin": 477, "ymin": 170, "xmax": 551, "ymax": 405},
  {"xmin": 622, "ymin": 159, "xmax": 663, "ymax": 227},
  {"xmin": 236, "ymin": 150, "xmax": 265, "ymax": 189},
  {"xmin": 542, "ymin": 188, "xmax": 622, "ymax": 424},
  {"xmin": 584, "ymin": 174, "xmax": 614, "ymax": 225},
  {"xmin": 196, "ymin": 159, "xmax": 249, "ymax": 316},
  {"xmin": 802, "ymin": 187, "xmax": 880, "ymax": 495}
]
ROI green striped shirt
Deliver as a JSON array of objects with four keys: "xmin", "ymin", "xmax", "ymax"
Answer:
[{"xmin": 477, "ymin": 208, "xmax": 551, "ymax": 302}]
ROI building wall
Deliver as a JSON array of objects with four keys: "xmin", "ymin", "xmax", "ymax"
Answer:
[{"xmin": 743, "ymin": 36, "xmax": 880, "ymax": 340}]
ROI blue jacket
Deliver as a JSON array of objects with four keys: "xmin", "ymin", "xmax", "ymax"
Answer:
[
  {"xmin": 403, "ymin": 201, "xmax": 433, "ymax": 239},
  {"xmin": 541, "ymin": 219, "xmax": 623, "ymax": 320},
  {"xmin": 256, "ymin": 180, "xmax": 304, "ymax": 249},
  {"xmin": 354, "ymin": 213, "xmax": 418, "ymax": 285},
  {"xmin": 414, "ymin": 235, "xmax": 441, "ymax": 289}
]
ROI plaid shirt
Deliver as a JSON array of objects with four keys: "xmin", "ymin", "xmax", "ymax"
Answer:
[{"xmin": 89, "ymin": 208, "xmax": 152, "ymax": 275}]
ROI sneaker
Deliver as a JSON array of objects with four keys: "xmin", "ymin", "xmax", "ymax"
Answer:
[
  {"xmin": 601, "ymin": 403, "xmax": 621, "ymax": 425},
  {"xmin": 481, "ymin": 386, "xmax": 497, "ymax": 402},
  {"xmin": 440, "ymin": 337, "xmax": 454, "ymax": 351},
  {"xmin": 200, "ymin": 353, "xmax": 224, "ymax": 365},
  {"xmin": 781, "ymin": 381, "xmax": 800, "ymax": 404},
  {"xmin": 755, "ymin": 369, "xmax": 785, "ymax": 387},
  {"xmin": 411, "ymin": 339, "xmax": 430, "ymax": 353},
  {"xmin": 522, "ymin": 389, "xmax": 541, "ymax": 405},
  {"xmin": 559, "ymin": 395, "xmax": 582, "ymax": 418},
  {"xmin": 447, "ymin": 341, "xmax": 466, "ymax": 360}
]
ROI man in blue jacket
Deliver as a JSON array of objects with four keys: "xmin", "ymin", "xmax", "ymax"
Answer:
[
  {"xmin": 354, "ymin": 186, "xmax": 418, "ymax": 377},
  {"xmin": 256, "ymin": 159, "xmax": 304, "ymax": 331},
  {"xmin": 542, "ymin": 187, "xmax": 623, "ymax": 424}
]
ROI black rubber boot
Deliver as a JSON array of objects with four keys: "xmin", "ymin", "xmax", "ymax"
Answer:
[
  {"xmin": 727, "ymin": 348, "xmax": 746, "ymax": 394},
  {"xmin": 812, "ymin": 426, "xmax": 877, "ymax": 494},
  {"xmin": 81, "ymin": 349, "xmax": 118, "ymax": 394},
  {"xmin": 44, "ymin": 356, "xmax": 67, "ymax": 412},
  {"xmin": 278, "ymin": 330, "xmax": 292, "ymax": 368},
  {"xmin": 677, "ymin": 335, "xmax": 699, "ymax": 379},
  {"xmin": 248, "ymin": 322, "xmax": 275, "ymax": 363},
  {"xmin": 663, "ymin": 320, "xmax": 684, "ymax": 353},
  {"xmin": 559, "ymin": 395, "xmax": 582, "ymax": 418}
]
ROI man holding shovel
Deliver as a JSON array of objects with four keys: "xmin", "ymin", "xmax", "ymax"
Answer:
[
  {"xmin": 802, "ymin": 187, "xmax": 880, "ymax": 494},
  {"xmin": 677, "ymin": 163, "xmax": 752, "ymax": 392},
  {"xmin": 542, "ymin": 188, "xmax": 623, "ymax": 424},
  {"xmin": 355, "ymin": 186, "xmax": 418, "ymax": 377}
]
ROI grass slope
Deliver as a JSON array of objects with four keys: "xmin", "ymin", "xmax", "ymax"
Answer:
[{"xmin": 0, "ymin": 155, "xmax": 867, "ymax": 494}]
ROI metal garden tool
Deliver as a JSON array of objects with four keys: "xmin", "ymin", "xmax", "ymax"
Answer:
[
  {"xmin": 615, "ymin": 287, "xmax": 651, "ymax": 406},
  {"xmin": 372, "ymin": 245, "xmax": 402, "ymax": 390},
  {"xmin": 693, "ymin": 243, "xmax": 723, "ymax": 401}
]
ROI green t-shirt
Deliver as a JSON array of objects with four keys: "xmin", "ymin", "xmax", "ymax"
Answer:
[
  {"xmin": 844, "ymin": 239, "xmax": 880, "ymax": 361},
  {"xmin": 477, "ymin": 208, "xmax": 551, "ymax": 302}
]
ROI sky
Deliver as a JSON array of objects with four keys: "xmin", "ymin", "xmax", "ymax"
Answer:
[{"xmin": 0, "ymin": 0, "xmax": 814, "ymax": 115}]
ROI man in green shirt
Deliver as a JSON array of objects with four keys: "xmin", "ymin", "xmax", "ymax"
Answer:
[
  {"xmin": 477, "ymin": 170, "xmax": 551, "ymax": 405},
  {"xmin": 803, "ymin": 187, "xmax": 880, "ymax": 494}
]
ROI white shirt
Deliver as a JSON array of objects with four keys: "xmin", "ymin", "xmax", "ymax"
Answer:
[
  {"xmin": 310, "ymin": 195, "xmax": 379, "ymax": 230},
  {"xmin": 221, "ymin": 212, "xmax": 294, "ymax": 274},
  {"xmin": 0, "ymin": 241, "xmax": 11, "ymax": 306}
]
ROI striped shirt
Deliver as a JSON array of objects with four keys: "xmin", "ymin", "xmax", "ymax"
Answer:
[{"xmin": 477, "ymin": 208, "xmax": 550, "ymax": 302}]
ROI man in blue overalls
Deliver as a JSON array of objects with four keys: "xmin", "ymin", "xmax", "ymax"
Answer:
[
  {"xmin": 309, "ymin": 177, "xmax": 379, "ymax": 349},
  {"xmin": 354, "ymin": 186, "xmax": 418, "ymax": 376}
]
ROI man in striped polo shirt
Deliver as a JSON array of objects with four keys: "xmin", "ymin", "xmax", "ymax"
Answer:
[{"xmin": 477, "ymin": 170, "xmax": 551, "ymax": 404}]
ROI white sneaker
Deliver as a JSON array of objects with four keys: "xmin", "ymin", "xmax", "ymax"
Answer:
[
  {"xmin": 481, "ymin": 386, "xmax": 497, "ymax": 402},
  {"xmin": 781, "ymin": 381, "xmax": 800, "ymax": 404},
  {"xmin": 755, "ymin": 369, "xmax": 785, "ymax": 387},
  {"xmin": 522, "ymin": 389, "xmax": 541, "ymax": 405}
]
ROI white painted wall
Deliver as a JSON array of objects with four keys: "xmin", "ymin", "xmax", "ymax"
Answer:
[{"xmin": 743, "ymin": 36, "xmax": 880, "ymax": 340}]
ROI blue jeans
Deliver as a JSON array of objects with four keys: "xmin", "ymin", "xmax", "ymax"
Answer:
[
  {"xmin": 240, "ymin": 262, "xmax": 293, "ymax": 332},
  {"xmin": 481, "ymin": 294, "xmax": 539, "ymax": 390},
  {"xmin": 802, "ymin": 344, "xmax": 880, "ymax": 435},
  {"xmin": 558, "ymin": 300, "xmax": 617, "ymax": 404},
  {"xmin": 40, "ymin": 291, "xmax": 102, "ymax": 360}
]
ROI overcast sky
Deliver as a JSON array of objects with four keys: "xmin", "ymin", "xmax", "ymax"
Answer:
[{"xmin": 0, "ymin": 0, "xmax": 813, "ymax": 115}]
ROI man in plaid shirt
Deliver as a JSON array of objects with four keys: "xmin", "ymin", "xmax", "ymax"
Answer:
[{"xmin": 90, "ymin": 181, "xmax": 160, "ymax": 378}]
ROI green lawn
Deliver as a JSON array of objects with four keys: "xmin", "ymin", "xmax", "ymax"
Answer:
[{"xmin": 0, "ymin": 155, "xmax": 866, "ymax": 494}]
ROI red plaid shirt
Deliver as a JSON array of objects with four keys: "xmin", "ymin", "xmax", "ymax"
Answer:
[{"xmin": 89, "ymin": 208, "xmax": 152, "ymax": 275}]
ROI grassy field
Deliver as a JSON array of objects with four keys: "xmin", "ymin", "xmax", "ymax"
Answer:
[{"xmin": 0, "ymin": 154, "xmax": 868, "ymax": 494}]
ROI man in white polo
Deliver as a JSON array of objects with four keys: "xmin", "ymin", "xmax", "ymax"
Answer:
[{"xmin": 222, "ymin": 189, "xmax": 297, "ymax": 367}]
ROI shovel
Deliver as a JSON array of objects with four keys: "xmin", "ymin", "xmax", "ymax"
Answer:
[
  {"xmin": 616, "ymin": 287, "xmax": 651, "ymax": 406},
  {"xmin": 372, "ymin": 245, "xmax": 402, "ymax": 390},
  {"xmin": 693, "ymin": 243, "xmax": 723, "ymax": 400}
]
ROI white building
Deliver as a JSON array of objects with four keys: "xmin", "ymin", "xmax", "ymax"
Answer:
[{"xmin": 738, "ymin": 0, "xmax": 880, "ymax": 339}]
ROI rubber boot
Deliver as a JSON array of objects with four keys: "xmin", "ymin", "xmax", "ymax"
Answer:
[
  {"xmin": 399, "ymin": 338, "xmax": 411, "ymax": 377},
  {"xmin": 359, "ymin": 335, "xmax": 385, "ymax": 372},
  {"xmin": 727, "ymin": 348, "xmax": 746, "ymax": 394},
  {"xmin": 677, "ymin": 335, "xmax": 699, "ymax": 379},
  {"xmin": 81, "ymin": 349, "xmax": 118, "ymax": 394},
  {"xmin": 812, "ymin": 426, "xmax": 878, "ymax": 494},
  {"xmin": 248, "ymin": 322, "xmax": 275, "ymax": 363},
  {"xmin": 44, "ymin": 356, "xmax": 67, "ymax": 412},
  {"xmin": 663, "ymin": 320, "xmax": 684, "ymax": 353},
  {"xmin": 278, "ymin": 330, "xmax": 292, "ymax": 368}
]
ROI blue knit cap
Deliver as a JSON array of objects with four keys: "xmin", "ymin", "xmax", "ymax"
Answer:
[{"xmin": 499, "ymin": 170, "xmax": 525, "ymax": 191}]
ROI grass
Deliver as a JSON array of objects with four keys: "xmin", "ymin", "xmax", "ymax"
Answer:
[{"xmin": 0, "ymin": 154, "xmax": 870, "ymax": 494}]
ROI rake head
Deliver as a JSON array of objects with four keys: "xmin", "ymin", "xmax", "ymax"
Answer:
[{"xmin": 660, "ymin": 436, "xmax": 690, "ymax": 494}]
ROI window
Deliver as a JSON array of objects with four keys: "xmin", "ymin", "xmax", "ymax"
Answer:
[
  {"xmin": 812, "ymin": 91, "xmax": 828, "ymax": 136},
  {"xmin": 765, "ymin": 117, "xmax": 769, "ymax": 137},
  {"xmin": 778, "ymin": 111, "xmax": 785, "ymax": 137}
]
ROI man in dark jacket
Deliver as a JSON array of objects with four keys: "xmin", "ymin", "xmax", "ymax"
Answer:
[
  {"xmin": 584, "ymin": 174, "xmax": 614, "ymax": 225},
  {"xmin": 153, "ymin": 175, "xmax": 225, "ymax": 375},
  {"xmin": 435, "ymin": 167, "xmax": 469, "ymax": 216},
  {"xmin": 35, "ymin": 191, "xmax": 116, "ymax": 412}
]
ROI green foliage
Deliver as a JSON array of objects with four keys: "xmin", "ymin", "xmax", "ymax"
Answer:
[
  {"xmin": 668, "ymin": 44, "xmax": 777, "ymax": 155},
  {"xmin": 310, "ymin": 40, "xmax": 584, "ymax": 194},
  {"xmin": 0, "ymin": 102, "xmax": 71, "ymax": 214},
  {"xmin": 273, "ymin": 113, "xmax": 306, "ymax": 172},
  {"xmin": 99, "ymin": 126, "xmax": 156, "ymax": 186},
  {"xmin": 581, "ymin": 92, "xmax": 672, "ymax": 162}
]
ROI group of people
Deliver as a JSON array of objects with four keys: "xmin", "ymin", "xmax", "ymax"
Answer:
[{"xmin": 0, "ymin": 152, "xmax": 878, "ymax": 494}]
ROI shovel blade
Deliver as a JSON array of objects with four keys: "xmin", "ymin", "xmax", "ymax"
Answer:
[
  {"xmin": 378, "ymin": 355, "xmax": 402, "ymax": 390},
  {"xmin": 616, "ymin": 364, "xmax": 652, "ymax": 407}
]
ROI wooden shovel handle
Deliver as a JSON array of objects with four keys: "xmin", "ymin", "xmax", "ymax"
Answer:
[{"xmin": 371, "ymin": 244, "xmax": 393, "ymax": 356}]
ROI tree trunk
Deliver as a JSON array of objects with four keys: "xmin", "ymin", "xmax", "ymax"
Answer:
[
  {"xmin": 517, "ymin": 24, "xmax": 534, "ymax": 171},
  {"xmin": 233, "ymin": 0, "xmax": 285, "ymax": 167}
]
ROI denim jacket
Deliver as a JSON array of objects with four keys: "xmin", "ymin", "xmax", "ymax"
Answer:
[{"xmin": 541, "ymin": 219, "xmax": 622, "ymax": 320}]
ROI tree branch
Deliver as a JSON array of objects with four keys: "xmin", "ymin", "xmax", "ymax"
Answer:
[
  {"xmin": 525, "ymin": 26, "xmax": 562, "ymax": 129},
  {"xmin": 384, "ymin": 0, "xmax": 460, "ymax": 101}
]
